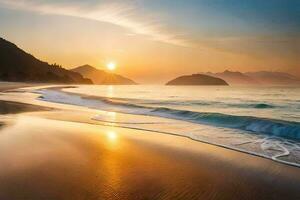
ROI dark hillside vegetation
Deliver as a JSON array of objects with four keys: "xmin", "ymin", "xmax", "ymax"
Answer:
[{"xmin": 0, "ymin": 38, "xmax": 92, "ymax": 84}]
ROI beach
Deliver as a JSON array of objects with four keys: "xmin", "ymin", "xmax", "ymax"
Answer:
[
  {"xmin": 0, "ymin": 83, "xmax": 300, "ymax": 200},
  {"xmin": 0, "ymin": 82, "xmax": 36, "ymax": 92}
]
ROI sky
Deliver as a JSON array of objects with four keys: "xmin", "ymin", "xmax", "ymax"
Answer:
[{"xmin": 0, "ymin": 0, "xmax": 299, "ymax": 83}]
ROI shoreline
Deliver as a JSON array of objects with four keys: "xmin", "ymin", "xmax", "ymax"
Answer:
[
  {"xmin": 0, "ymin": 100, "xmax": 52, "ymax": 115},
  {"xmin": 0, "ymin": 82, "xmax": 39, "ymax": 92},
  {"xmin": 1, "ymin": 83, "xmax": 300, "ymax": 168},
  {"xmin": 34, "ymin": 85, "xmax": 300, "ymax": 168},
  {"xmin": 0, "ymin": 83, "xmax": 300, "ymax": 199}
]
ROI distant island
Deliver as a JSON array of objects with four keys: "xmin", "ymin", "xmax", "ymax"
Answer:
[
  {"xmin": 72, "ymin": 65, "xmax": 136, "ymax": 85},
  {"xmin": 205, "ymin": 70, "xmax": 300, "ymax": 85},
  {"xmin": 0, "ymin": 37, "xmax": 92, "ymax": 84},
  {"xmin": 166, "ymin": 74, "xmax": 229, "ymax": 86}
]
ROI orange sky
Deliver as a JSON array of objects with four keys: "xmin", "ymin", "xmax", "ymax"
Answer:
[{"xmin": 1, "ymin": 0, "xmax": 299, "ymax": 83}]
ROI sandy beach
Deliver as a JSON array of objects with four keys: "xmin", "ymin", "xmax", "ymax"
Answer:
[
  {"xmin": 0, "ymin": 83, "xmax": 300, "ymax": 200},
  {"xmin": 0, "ymin": 82, "xmax": 36, "ymax": 92}
]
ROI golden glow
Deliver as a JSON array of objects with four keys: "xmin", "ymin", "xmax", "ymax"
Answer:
[
  {"xmin": 2, "ymin": 1, "xmax": 298, "ymax": 83},
  {"xmin": 105, "ymin": 130, "xmax": 120, "ymax": 150},
  {"xmin": 106, "ymin": 62, "xmax": 116, "ymax": 71},
  {"xmin": 107, "ymin": 111, "xmax": 116, "ymax": 118},
  {"xmin": 107, "ymin": 85, "xmax": 114, "ymax": 97},
  {"xmin": 107, "ymin": 111, "xmax": 116, "ymax": 123},
  {"xmin": 107, "ymin": 131, "xmax": 118, "ymax": 141}
]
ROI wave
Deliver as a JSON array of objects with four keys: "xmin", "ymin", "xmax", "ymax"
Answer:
[
  {"xmin": 38, "ymin": 89, "xmax": 300, "ymax": 141},
  {"xmin": 252, "ymin": 103, "xmax": 275, "ymax": 108},
  {"xmin": 94, "ymin": 97, "xmax": 277, "ymax": 109},
  {"xmin": 214, "ymin": 102, "xmax": 276, "ymax": 109},
  {"xmin": 149, "ymin": 107, "xmax": 300, "ymax": 140}
]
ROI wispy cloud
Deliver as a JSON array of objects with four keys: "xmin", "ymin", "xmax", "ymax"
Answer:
[{"xmin": 0, "ymin": 0, "xmax": 190, "ymax": 47}]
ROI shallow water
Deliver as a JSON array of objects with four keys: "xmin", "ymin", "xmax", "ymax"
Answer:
[{"xmin": 64, "ymin": 85, "xmax": 300, "ymax": 122}]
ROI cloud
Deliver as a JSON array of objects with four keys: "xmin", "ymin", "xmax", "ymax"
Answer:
[
  {"xmin": 0, "ymin": 0, "xmax": 190, "ymax": 47},
  {"xmin": 195, "ymin": 35, "xmax": 300, "ymax": 59}
]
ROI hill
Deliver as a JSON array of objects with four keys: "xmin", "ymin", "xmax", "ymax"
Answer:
[
  {"xmin": 206, "ymin": 70, "xmax": 257, "ymax": 85},
  {"xmin": 71, "ymin": 65, "xmax": 136, "ymax": 85},
  {"xmin": 166, "ymin": 74, "xmax": 229, "ymax": 85},
  {"xmin": 245, "ymin": 71, "xmax": 300, "ymax": 85},
  {"xmin": 206, "ymin": 70, "xmax": 300, "ymax": 85},
  {"xmin": 0, "ymin": 38, "xmax": 92, "ymax": 84}
]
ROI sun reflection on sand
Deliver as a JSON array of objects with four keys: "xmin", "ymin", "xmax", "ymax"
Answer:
[
  {"xmin": 107, "ymin": 130, "xmax": 118, "ymax": 141},
  {"xmin": 105, "ymin": 130, "xmax": 120, "ymax": 151},
  {"xmin": 102, "ymin": 130, "xmax": 122, "ymax": 194}
]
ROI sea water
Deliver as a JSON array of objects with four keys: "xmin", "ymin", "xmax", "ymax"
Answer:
[{"xmin": 37, "ymin": 85, "xmax": 300, "ymax": 167}]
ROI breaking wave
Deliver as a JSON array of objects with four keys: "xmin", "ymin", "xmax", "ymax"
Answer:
[{"xmin": 149, "ymin": 107, "xmax": 300, "ymax": 140}]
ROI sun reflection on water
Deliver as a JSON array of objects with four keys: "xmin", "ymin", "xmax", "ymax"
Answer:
[
  {"xmin": 107, "ymin": 85, "xmax": 114, "ymax": 97},
  {"xmin": 107, "ymin": 111, "xmax": 116, "ymax": 119}
]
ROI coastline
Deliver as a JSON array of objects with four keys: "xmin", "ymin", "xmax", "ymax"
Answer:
[
  {"xmin": 34, "ymin": 85, "xmax": 300, "ymax": 168},
  {"xmin": 0, "ymin": 82, "xmax": 38, "ymax": 92},
  {"xmin": 0, "ymin": 83, "xmax": 299, "ymax": 199},
  {"xmin": 0, "ymin": 82, "xmax": 52, "ymax": 117}
]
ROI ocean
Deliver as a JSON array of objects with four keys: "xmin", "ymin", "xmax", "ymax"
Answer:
[{"xmin": 38, "ymin": 85, "xmax": 300, "ymax": 167}]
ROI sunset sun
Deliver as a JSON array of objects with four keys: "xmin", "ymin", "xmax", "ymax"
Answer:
[{"xmin": 106, "ymin": 62, "xmax": 116, "ymax": 71}]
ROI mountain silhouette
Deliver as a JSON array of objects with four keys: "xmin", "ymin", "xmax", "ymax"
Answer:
[
  {"xmin": 71, "ymin": 65, "xmax": 136, "ymax": 85},
  {"xmin": 0, "ymin": 37, "xmax": 92, "ymax": 84},
  {"xmin": 245, "ymin": 71, "xmax": 300, "ymax": 85},
  {"xmin": 206, "ymin": 70, "xmax": 257, "ymax": 85},
  {"xmin": 206, "ymin": 70, "xmax": 300, "ymax": 85},
  {"xmin": 166, "ymin": 74, "xmax": 229, "ymax": 85}
]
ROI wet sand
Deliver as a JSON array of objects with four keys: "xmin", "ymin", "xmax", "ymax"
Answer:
[
  {"xmin": 0, "ymin": 82, "xmax": 51, "ymax": 128},
  {"xmin": 0, "ymin": 82, "xmax": 49, "ymax": 114},
  {"xmin": 0, "ymin": 82, "xmax": 35, "ymax": 92},
  {"xmin": 0, "ymin": 114, "xmax": 299, "ymax": 200},
  {"xmin": 0, "ymin": 84, "xmax": 300, "ymax": 199},
  {"xmin": 0, "ymin": 100, "xmax": 51, "ymax": 114}
]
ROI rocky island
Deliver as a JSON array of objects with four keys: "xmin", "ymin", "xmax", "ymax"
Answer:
[{"xmin": 166, "ymin": 74, "xmax": 229, "ymax": 86}]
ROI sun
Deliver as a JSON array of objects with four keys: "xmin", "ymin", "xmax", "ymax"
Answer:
[{"xmin": 106, "ymin": 62, "xmax": 116, "ymax": 71}]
